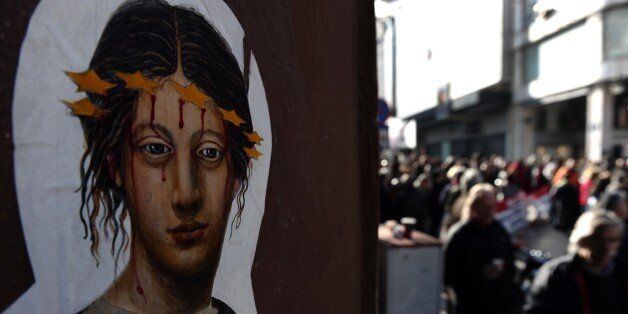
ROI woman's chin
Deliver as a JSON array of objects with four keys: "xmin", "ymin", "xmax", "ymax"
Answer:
[{"xmin": 154, "ymin": 248, "xmax": 220, "ymax": 279}]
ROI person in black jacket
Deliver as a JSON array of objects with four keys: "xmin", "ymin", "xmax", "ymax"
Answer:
[
  {"xmin": 597, "ymin": 190, "xmax": 628, "ymax": 308},
  {"xmin": 439, "ymin": 165, "xmax": 465, "ymax": 238},
  {"xmin": 524, "ymin": 210, "xmax": 625, "ymax": 314},
  {"xmin": 551, "ymin": 167, "xmax": 582, "ymax": 231},
  {"xmin": 444, "ymin": 183, "xmax": 517, "ymax": 314},
  {"xmin": 397, "ymin": 173, "xmax": 433, "ymax": 232}
]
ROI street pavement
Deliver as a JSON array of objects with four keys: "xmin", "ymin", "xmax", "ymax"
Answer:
[{"xmin": 520, "ymin": 223, "xmax": 569, "ymax": 259}]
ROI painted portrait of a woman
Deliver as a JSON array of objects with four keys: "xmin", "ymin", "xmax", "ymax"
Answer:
[{"xmin": 57, "ymin": 0, "xmax": 259, "ymax": 312}]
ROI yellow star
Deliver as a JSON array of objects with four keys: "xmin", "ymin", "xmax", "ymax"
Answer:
[
  {"xmin": 65, "ymin": 70, "xmax": 116, "ymax": 95},
  {"xmin": 114, "ymin": 71, "xmax": 161, "ymax": 95},
  {"xmin": 61, "ymin": 98, "xmax": 109, "ymax": 119},
  {"xmin": 170, "ymin": 81, "xmax": 213, "ymax": 109},
  {"xmin": 244, "ymin": 147, "xmax": 263, "ymax": 159},
  {"xmin": 218, "ymin": 108, "xmax": 246, "ymax": 126},
  {"xmin": 244, "ymin": 131, "xmax": 264, "ymax": 144}
]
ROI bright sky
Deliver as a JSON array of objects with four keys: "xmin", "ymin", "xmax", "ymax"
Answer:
[{"xmin": 378, "ymin": 0, "xmax": 504, "ymax": 117}]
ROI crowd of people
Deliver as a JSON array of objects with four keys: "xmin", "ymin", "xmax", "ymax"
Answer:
[{"xmin": 379, "ymin": 151, "xmax": 628, "ymax": 314}]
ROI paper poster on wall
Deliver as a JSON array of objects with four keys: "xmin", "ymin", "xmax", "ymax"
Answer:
[{"xmin": 7, "ymin": 0, "xmax": 271, "ymax": 313}]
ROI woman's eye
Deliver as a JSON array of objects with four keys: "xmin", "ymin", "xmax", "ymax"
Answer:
[
  {"xmin": 197, "ymin": 147, "xmax": 222, "ymax": 161},
  {"xmin": 141, "ymin": 143, "xmax": 172, "ymax": 156}
]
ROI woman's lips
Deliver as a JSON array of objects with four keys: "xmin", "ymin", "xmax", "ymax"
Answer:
[{"xmin": 167, "ymin": 222, "xmax": 208, "ymax": 246}]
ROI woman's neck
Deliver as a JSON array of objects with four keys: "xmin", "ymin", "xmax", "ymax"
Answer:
[{"xmin": 103, "ymin": 240, "xmax": 215, "ymax": 313}]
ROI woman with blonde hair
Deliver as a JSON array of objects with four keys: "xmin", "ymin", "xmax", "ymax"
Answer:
[
  {"xmin": 524, "ymin": 210, "xmax": 625, "ymax": 314},
  {"xmin": 444, "ymin": 183, "xmax": 517, "ymax": 314}
]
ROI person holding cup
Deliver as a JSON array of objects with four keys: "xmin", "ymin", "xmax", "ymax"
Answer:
[{"xmin": 444, "ymin": 183, "xmax": 517, "ymax": 314}]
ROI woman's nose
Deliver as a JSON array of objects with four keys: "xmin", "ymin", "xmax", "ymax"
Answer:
[{"xmin": 171, "ymin": 153, "xmax": 202, "ymax": 215}]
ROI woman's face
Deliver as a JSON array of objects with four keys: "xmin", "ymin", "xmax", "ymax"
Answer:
[
  {"xmin": 612, "ymin": 197, "xmax": 628, "ymax": 220},
  {"xmin": 122, "ymin": 69, "xmax": 236, "ymax": 277},
  {"xmin": 584, "ymin": 225, "xmax": 623, "ymax": 268},
  {"xmin": 473, "ymin": 191, "xmax": 497, "ymax": 226}
]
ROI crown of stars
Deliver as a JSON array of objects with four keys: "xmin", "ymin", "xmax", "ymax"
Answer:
[
  {"xmin": 170, "ymin": 81, "xmax": 214, "ymax": 110},
  {"xmin": 63, "ymin": 68, "xmax": 263, "ymax": 160},
  {"xmin": 65, "ymin": 70, "xmax": 116, "ymax": 95},
  {"xmin": 245, "ymin": 131, "xmax": 264, "ymax": 144},
  {"xmin": 115, "ymin": 71, "xmax": 161, "ymax": 95},
  {"xmin": 218, "ymin": 108, "xmax": 246, "ymax": 126},
  {"xmin": 62, "ymin": 98, "xmax": 109, "ymax": 119},
  {"xmin": 243, "ymin": 147, "xmax": 263, "ymax": 159}
]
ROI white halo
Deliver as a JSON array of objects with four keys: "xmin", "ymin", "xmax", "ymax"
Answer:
[{"xmin": 8, "ymin": 1, "xmax": 271, "ymax": 313}]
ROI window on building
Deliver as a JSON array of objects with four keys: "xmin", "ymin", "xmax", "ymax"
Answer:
[
  {"xmin": 604, "ymin": 6, "xmax": 628, "ymax": 59},
  {"xmin": 615, "ymin": 93, "xmax": 628, "ymax": 129},
  {"xmin": 483, "ymin": 134, "xmax": 505, "ymax": 156},
  {"xmin": 466, "ymin": 121, "xmax": 481, "ymax": 134},
  {"xmin": 558, "ymin": 98, "xmax": 586, "ymax": 131},
  {"xmin": 521, "ymin": 21, "xmax": 589, "ymax": 87},
  {"xmin": 524, "ymin": 44, "xmax": 539, "ymax": 84},
  {"xmin": 451, "ymin": 139, "xmax": 468, "ymax": 157},
  {"xmin": 535, "ymin": 108, "xmax": 546, "ymax": 131},
  {"xmin": 426, "ymin": 143, "xmax": 441, "ymax": 157}
]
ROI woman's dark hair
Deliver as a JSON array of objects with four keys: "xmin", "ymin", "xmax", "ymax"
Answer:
[{"xmin": 78, "ymin": 0, "xmax": 253, "ymax": 266}]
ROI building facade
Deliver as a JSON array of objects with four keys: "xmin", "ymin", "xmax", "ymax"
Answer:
[
  {"xmin": 377, "ymin": 0, "xmax": 628, "ymax": 160},
  {"xmin": 376, "ymin": 0, "xmax": 514, "ymax": 158},
  {"xmin": 511, "ymin": 0, "xmax": 628, "ymax": 161}
]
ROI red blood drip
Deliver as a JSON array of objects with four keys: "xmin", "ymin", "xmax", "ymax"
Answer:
[
  {"xmin": 200, "ymin": 108, "xmax": 206, "ymax": 132},
  {"xmin": 131, "ymin": 235, "xmax": 144, "ymax": 300},
  {"xmin": 178, "ymin": 98, "xmax": 185, "ymax": 129},
  {"xmin": 137, "ymin": 284, "xmax": 147, "ymax": 303},
  {"xmin": 128, "ymin": 127, "xmax": 146, "ymax": 303},
  {"xmin": 131, "ymin": 237, "xmax": 146, "ymax": 303},
  {"xmin": 125, "ymin": 116, "xmax": 147, "ymax": 304},
  {"xmin": 161, "ymin": 165, "xmax": 166, "ymax": 182}
]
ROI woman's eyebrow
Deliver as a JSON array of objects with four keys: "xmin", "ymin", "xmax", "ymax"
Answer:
[
  {"xmin": 192, "ymin": 128, "xmax": 225, "ymax": 143},
  {"xmin": 133, "ymin": 123, "xmax": 174, "ymax": 142}
]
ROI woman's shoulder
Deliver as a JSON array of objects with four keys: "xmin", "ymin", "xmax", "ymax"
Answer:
[
  {"xmin": 211, "ymin": 297, "xmax": 236, "ymax": 314},
  {"xmin": 538, "ymin": 254, "xmax": 579, "ymax": 282}
]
